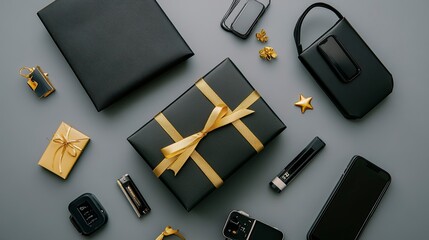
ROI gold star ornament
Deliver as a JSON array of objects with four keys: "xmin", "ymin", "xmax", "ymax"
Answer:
[{"xmin": 294, "ymin": 94, "xmax": 313, "ymax": 113}]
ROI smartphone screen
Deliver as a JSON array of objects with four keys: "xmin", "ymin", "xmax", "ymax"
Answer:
[{"xmin": 308, "ymin": 156, "xmax": 391, "ymax": 240}]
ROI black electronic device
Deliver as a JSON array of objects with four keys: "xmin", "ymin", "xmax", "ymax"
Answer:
[
  {"xmin": 307, "ymin": 155, "xmax": 391, "ymax": 240},
  {"xmin": 68, "ymin": 193, "xmax": 108, "ymax": 236},
  {"xmin": 221, "ymin": 0, "xmax": 270, "ymax": 39},
  {"xmin": 223, "ymin": 210, "xmax": 283, "ymax": 240}
]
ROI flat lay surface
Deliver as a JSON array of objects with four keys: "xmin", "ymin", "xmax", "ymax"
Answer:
[{"xmin": 1, "ymin": 0, "xmax": 428, "ymax": 239}]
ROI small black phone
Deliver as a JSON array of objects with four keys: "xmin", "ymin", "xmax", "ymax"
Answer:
[
  {"xmin": 307, "ymin": 155, "xmax": 391, "ymax": 240},
  {"xmin": 223, "ymin": 210, "xmax": 284, "ymax": 240}
]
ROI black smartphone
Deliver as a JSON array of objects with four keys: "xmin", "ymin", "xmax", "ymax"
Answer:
[
  {"xmin": 223, "ymin": 210, "xmax": 284, "ymax": 240},
  {"xmin": 307, "ymin": 155, "xmax": 391, "ymax": 240}
]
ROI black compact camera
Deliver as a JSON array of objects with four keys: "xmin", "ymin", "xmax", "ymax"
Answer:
[{"xmin": 223, "ymin": 210, "xmax": 284, "ymax": 240}]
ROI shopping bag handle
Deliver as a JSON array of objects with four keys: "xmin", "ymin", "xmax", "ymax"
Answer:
[{"xmin": 294, "ymin": 2, "xmax": 343, "ymax": 54}]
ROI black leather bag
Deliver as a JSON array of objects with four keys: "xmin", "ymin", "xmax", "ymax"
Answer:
[{"xmin": 294, "ymin": 2, "xmax": 393, "ymax": 119}]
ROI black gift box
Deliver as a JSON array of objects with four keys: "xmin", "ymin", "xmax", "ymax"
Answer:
[
  {"xmin": 38, "ymin": 0, "xmax": 193, "ymax": 111},
  {"xmin": 128, "ymin": 58, "xmax": 286, "ymax": 211}
]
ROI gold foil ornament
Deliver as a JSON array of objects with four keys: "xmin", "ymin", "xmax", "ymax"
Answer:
[
  {"xmin": 259, "ymin": 46, "xmax": 277, "ymax": 61},
  {"xmin": 256, "ymin": 29, "xmax": 268, "ymax": 42},
  {"xmin": 294, "ymin": 94, "xmax": 313, "ymax": 113}
]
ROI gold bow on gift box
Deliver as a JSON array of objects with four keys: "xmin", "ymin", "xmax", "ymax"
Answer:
[
  {"xmin": 52, "ymin": 126, "xmax": 88, "ymax": 173},
  {"xmin": 153, "ymin": 79, "xmax": 264, "ymax": 188},
  {"xmin": 159, "ymin": 104, "xmax": 253, "ymax": 176},
  {"xmin": 156, "ymin": 226, "xmax": 185, "ymax": 240},
  {"xmin": 38, "ymin": 122, "xmax": 90, "ymax": 179}
]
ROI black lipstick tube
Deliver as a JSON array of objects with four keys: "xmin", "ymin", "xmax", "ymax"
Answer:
[{"xmin": 270, "ymin": 137, "xmax": 326, "ymax": 192}]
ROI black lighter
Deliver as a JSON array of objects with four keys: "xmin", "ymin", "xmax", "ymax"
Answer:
[{"xmin": 117, "ymin": 174, "xmax": 151, "ymax": 217}]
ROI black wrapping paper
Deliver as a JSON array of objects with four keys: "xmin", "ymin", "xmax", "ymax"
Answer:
[
  {"xmin": 38, "ymin": 0, "xmax": 193, "ymax": 111},
  {"xmin": 128, "ymin": 58, "xmax": 286, "ymax": 211}
]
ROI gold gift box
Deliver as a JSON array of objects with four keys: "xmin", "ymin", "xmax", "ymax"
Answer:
[{"xmin": 38, "ymin": 122, "xmax": 90, "ymax": 179}]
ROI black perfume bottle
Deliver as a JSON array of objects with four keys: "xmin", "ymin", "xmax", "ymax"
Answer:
[{"xmin": 68, "ymin": 193, "xmax": 108, "ymax": 236}]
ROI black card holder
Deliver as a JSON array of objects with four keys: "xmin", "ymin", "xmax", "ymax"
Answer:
[{"xmin": 294, "ymin": 2, "xmax": 393, "ymax": 119}]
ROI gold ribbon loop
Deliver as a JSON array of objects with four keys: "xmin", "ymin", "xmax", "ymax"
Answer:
[
  {"xmin": 52, "ymin": 126, "xmax": 88, "ymax": 173},
  {"xmin": 160, "ymin": 104, "xmax": 254, "ymax": 176},
  {"xmin": 196, "ymin": 79, "xmax": 264, "ymax": 152},
  {"xmin": 156, "ymin": 226, "xmax": 185, "ymax": 240},
  {"xmin": 153, "ymin": 113, "xmax": 224, "ymax": 188}
]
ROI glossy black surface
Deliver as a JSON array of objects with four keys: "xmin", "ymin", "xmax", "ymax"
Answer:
[
  {"xmin": 308, "ymin": 156, "xmax": 391, "ymax": 240},
  {"xmin": 38, "ymin": 0, "xmax": 193, "ymax": 111},
  {"xmin": 128, "ymin": 58, "xmax": 286, "ymax": 211}
]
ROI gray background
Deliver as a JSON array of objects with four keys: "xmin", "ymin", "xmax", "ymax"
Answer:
[{"xmin": 1, "ymin": 0, "xmax": 428, "ymax": 239}]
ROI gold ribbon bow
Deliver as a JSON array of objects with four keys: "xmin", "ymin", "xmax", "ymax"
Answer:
[
  {"xmin": 156, "ymin": 226, "xmax": 185, "ymax": 240},
  {"xmin": 153, "ymin": 79, "xmax": 264, "ymax": 188},
  {"xmin": 160, "ymin": 104, "xmax": 254, "ymax": 176},
  {"xmin": 52, "ymin": 126, "xmax": 88, "ymax": 173}
]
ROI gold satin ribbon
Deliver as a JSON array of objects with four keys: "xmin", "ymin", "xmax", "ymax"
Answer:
[
  {"xmin": 52, "ymin": 126, "xmax": 88, "ymax": 173},
  {"xmin": 195, "ymin": 79, "xmax": 264, "ymax": 152},
  {"xmin": 160, "ymin": 104, "xmax": 254, "ymax": 175},
  {"xmin": 156, "ymin": 226, "xmax": 185, "ymax": 240},
  {"xmin": 153, "ymin": 78, "xmax": 263, "ymax": 188}
]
